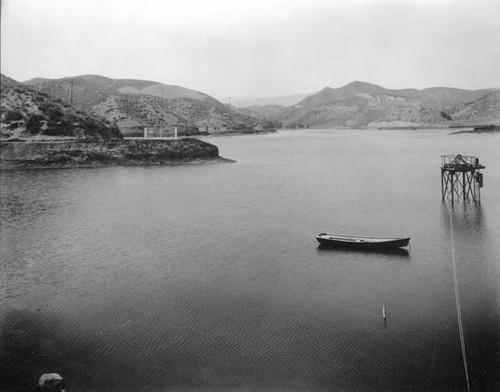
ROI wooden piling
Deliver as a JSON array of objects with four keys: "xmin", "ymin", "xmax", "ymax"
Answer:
[{"xmin": 441, "ymin": 155, "xmax": 485, "ymax": 203}]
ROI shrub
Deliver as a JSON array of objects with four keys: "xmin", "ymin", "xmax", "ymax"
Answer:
[
  {"xmin": 3, "ymin": 110, "xmax": 24, "ymax": 122},
  {"xmin": 39, "ymin": 102, "xmax": 64, "ymax": 122},
  {"xmin": 440, "ymin": 111, "xmax": 453, "ymax": 120},
  {"xmin": 26, "ymin": 114, "xmax": 47, "ymax": 134},
  {"xmin": 43, "ymin": 124, "xmax": 75, "ymax": 137}
]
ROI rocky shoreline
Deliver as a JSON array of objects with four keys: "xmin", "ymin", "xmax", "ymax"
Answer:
[
  {"xmin": 0, "ymin": 138, "xmax": 225, "ymax": 169},
  {"xmin": 448, "ymin": 125, "xmax": 500, "ymax": 135}
]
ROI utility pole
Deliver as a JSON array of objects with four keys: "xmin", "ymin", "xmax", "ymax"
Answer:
[
  {"xmin": 70, "ymin": 79, "xmax": 74, "ymax": 104},
  {"xmin": 161, "ymin": 87, "xmax": 165, "ymax": 111},
  {"xmin": 125, "ymin": 93, "xmax": 129, "ymax": 117}
]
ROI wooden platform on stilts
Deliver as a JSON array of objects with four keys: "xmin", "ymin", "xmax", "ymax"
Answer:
[{"xmin": 441, "ymin": 155, "xmax": 485, "ymax": 203}]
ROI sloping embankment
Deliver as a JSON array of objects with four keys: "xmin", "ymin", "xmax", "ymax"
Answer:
[{"xmin": 0, "ymin": 138, "xmax": 222, "ymax": 169}]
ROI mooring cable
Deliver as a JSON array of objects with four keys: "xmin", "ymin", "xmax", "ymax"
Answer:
[{"xmin": 449, "ymin": 209, "xmax": 471, "ymax": 392}]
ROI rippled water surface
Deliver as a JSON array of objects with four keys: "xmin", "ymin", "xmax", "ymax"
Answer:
[{"xmin": 1, "ymin": 129, "xmax": 499, "ymax": 391}]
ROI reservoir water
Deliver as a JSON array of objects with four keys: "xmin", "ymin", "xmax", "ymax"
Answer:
[{"xmin": 1, "ymin": 129, "xmax": 499, "ymax": 391}]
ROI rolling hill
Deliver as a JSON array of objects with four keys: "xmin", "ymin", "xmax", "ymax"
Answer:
[
  {"xmin": 1, "ymin": 74, "xmax": 121, "ymax": 140},
  {"xmin": 242, "ymin": 81, "xmax": 500, "ymax": 129},
  {"xmin": 24, "ymin": 75, "xmax": 270, "ymax": 136}
]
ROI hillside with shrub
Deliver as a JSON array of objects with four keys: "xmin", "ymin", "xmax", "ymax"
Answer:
[
  {"xmin": 24, "ymin": 75, "xmax": 272, "ymax": 135},
  {"xmin": 1, "ymin": 74, "xmax": 122, "ymax": 141}
]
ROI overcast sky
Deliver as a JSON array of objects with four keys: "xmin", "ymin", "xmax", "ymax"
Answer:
[{"xmin": 2, "ymin": 0, "xmax": 500, "ymax": 100}]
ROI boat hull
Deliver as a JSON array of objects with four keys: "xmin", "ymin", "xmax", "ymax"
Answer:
[{"xmin": 316, "ymin": 234, "xmax": 410, "ymax": 250}]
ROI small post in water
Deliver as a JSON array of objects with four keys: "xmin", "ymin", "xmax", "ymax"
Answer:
[{"xmin": 382, "ymin": 304, "xmax": 387, "ymax": 321}]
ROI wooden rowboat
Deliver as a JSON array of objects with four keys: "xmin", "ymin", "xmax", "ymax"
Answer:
[{"xmin": 316, "ymin": 233, "xmax": 410, "ymax": 250}]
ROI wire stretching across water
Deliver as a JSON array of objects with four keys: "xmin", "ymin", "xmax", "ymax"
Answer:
[{"xmin": 449, "ymin": 209, "xmax": 471, "ymax": 392}]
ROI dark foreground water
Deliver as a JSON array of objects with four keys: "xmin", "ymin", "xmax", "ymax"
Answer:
[{"xmin": 1, "ymin": 129, "xmax": 499, "ymax": 392}]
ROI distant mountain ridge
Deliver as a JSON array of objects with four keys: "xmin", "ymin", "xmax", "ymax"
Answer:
[
  {"xmin": 235, "ymin": 92, "xmax": 315, "ymax": 107},
  {"xmin": 24, "ymin": 75, "xmax": 273, "ymax": 135},
  {"xmin": 18, "ymin": 76, "xmax": 500, "ymax": 130},
  {"xmin": 296, "ymin": 81, "xmax": 493, "ymax": 108},
  {"xmin": 243, "ymin": 81, "xmax": 500, "ymax": 129}
]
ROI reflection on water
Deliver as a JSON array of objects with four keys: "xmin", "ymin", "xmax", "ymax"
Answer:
[
  {"xmin": 317, "ymin": 244, "xmax": 410, "ymax": 257},
  {"xmin": 439, "ymin": 201, "xmax": 499, "ymax": 392},
  {"xmin": 2, "ymin": 130, "xmax": 500, "ymax": 391},
  {"xmin": 440, "ymin": 202, "xmax": 487, "ymax": 239}
]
